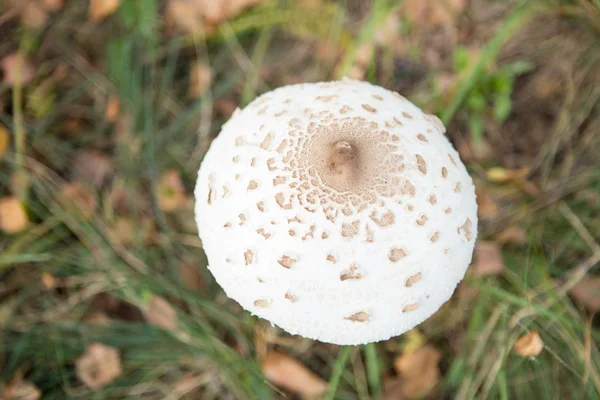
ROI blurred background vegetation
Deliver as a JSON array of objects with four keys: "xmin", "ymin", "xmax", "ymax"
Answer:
[{"xmin": 0, "ymin": 0, "xmax": 599, "ymax": 399}]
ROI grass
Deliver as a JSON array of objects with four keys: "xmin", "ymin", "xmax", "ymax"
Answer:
[{"xmin": 1, "ymin": 0, "xmax": 599, "ymax": 399}]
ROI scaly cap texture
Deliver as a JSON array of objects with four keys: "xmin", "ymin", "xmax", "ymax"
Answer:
[{"xmin": 195, "ymin": 79, "xmax": 478, "ymax": 345}]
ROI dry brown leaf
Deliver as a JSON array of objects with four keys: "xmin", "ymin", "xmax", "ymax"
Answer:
[
  {"xmin": 158, "ymin": 169, "xmax": 186, "ymax": 212},
  {"xmin": 61, "ymin": 182, "xmax": 97, "ymax": 218},
  {"xmin": 475, "ymin": 184, "xmax": 500, "ymax": 220},
  {"xmin": 22, "ymin": 2, "xmax": 48, "ymax": 28},
  {"xmin": 89, "ymin": 0, "xmax": 121, "ymax": 22},
  {"xmin": 190, "ymin": 0, "xmax": 262, "ymax": 24},
  {"xmin": 0, "ymin": 197, "xmax": 29, "ymax": 234},
  {"xmin": 1, "ymin": 379, "xmax": 41, "ymax": 400},
  {"xmin": 214, "ymin": 99, "xmax": 238, "ymax": 118},
  {"xmin": 166, "ymin": 0, "xmax": 207, "ymax": 35},
  {"xmin": 41, "ymin": 272, "xmax": 57, "ymax": 290},
  {"xmin": 262, "ymin": 351, "xmax": 327, "ymax": 398},
  {"xmin": 569, "ymin": 277, "xmax": 600, "ymax": 313},
  {"xmin": 166, "ymin": 0, "xmax": 263, "ymax": 35},
  {"xmin": 41, "ymin": 0, "xmax": 64, "ymax": 12},
  {"xmin": 72, "ymin": 150, "xmax": 112, "ymax": 187},
  {"xmin": 104, "ymin": 96, "xmax": 120, "ymax": 123},
  {"xmin": 0, "ymin": 124, "xmax": 10, "ymax": 159},
  {"xmin": 1, "ymin": 53, "xmax": 35, "ymax": 86},
  {"xmin": 144, "ymin": 296, "xmax": 178, "ymax": 332},
  {"xmin": 471, "ymin": 241, "xmax": 504, "ymax": 278},
  {"xmin": 189, "ymin": 62, "xmax": 212, "ymax": 99},
  {"xmin": 394, "ymin": 344, "xmax": 441, "ymax": 398},
  {"xmin": 382, "ymin": 376, "xmax": 404, "ymax": 400},
  {"xmin": 486, "ymin": 167, "xmax": 529, "ymax": 184},
  {"xmin": 403, "ymin": 0, "xmax": 466, "ymax": 28},
  {"xmin": 495, "ymin": 225, "xmax": 527, "ymax": 245},
  {"xmin": 75, "ymin": 342, "xmax": 122, "ymax": 390},
  {"xmin": 513, "ymin": 331, "xmax": 544, "ymax": 357},
  {"xmin": 179, "ymin": 261, "xmax": 206, "ymax": 292}
]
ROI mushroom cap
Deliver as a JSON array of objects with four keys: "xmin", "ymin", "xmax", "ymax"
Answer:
[{"xmin": 195, "ymin": 79, "xmax": 478, "ymax": 345}]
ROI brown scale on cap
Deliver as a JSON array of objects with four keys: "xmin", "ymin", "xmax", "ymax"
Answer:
[
  {"xmin": 254, "ymin": 299, "xmax": 270, "ymax": 307},
  {"xmin": 405, "ymin": 273, "xmax": 422, "ymax": 287},
  {"xmin": 345, "ymin": 311, "xmax": 370, "ymax": 322},
  {"xmin": 340, "ymin": 265, "xmax": 363, "ymax": 281},
  {"xmin": 278, "ymin": 255, "xmax": 296, "ymax": 268},
  {"xmin": 458, "ymin": 218, "xmax": 473, "ymax": 241},
  {"xmin": 285, "ymin": 292, "xmax": 297, "ymax": 302},
  {"xmin": 389, "ymin": 248, "xmax": 407, "ymax": 262},
  {"xmin": 244, "ymin": 250, "xmax": 254, "ymax": 265}
]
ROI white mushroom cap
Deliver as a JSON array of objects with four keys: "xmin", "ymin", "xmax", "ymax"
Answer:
[{"xmin": 195, "ymin": 79, "xmax": 478, "ymax": 345}]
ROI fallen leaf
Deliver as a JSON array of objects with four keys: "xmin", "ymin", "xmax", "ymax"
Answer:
[
  {"xmin": 166, "ymin": 0, "xmax": 263, "ymax": 35},
  {"xmin": 486, "ymin": 167, "xmax": 529, "ymax": 184},
  {"xmin": 88, "ymin": 0, "xmax": 121, "ymax": 22},
  {"xmin": 191, "ymin": 0, "xmax": 262, "ymax": 24},
  {"xmin": 165, "ymin": 0, "xmax": 207, "ymax": 35},
  {"xmin": 22, "ymin": 2, "xmax": 48, "ymax": 28},
  {"xmin": 75, "ymin": 342, "xmax": 122, "ymax": 390},
  {"xmin": 471, "ymin": 241, "xmax": 504, "ymax": 278},
  {"xmin": 179, "ymin": 261, "xmax": 206, "ymax": 292},
  {"xmin": 262, "ymin": 351, "xmax": 327, "ymax": 397},
  {"xmin": 214, "ymin": 99, "xmax": 238, "ymax": 118},
  {"xmin": 104, "ymin": 96, "xmax": 120, "ymax": 123},
  {"xmin": 513, "ymin": 331, "xmax": 544, "ymax": 357},
  {"xmin": 144, "ymin": 296, "xmax": 178, "ymax": 332},
  {"xmin": 394, "ymin": 344, "xmax": 441, "ymax": 398},
  {"xmin": 495, "ymin": 225, "xmax": 527, "ymax": 245},
  {"xmin": 569, "ymin": 277, "xmax": 600, "ymax": 313},
  {"xmin": 475, "ymin": 184, "xmax": 500, "ymax": 220},
  {"xmin": 0, "ymin": 197, "xmax": 29, "ymax": 234},
  {"xmin": 158, "ymin": 169, "xmax": 186, "ymax": 212},
  {"xmin": 42, "ymin": 0, "xmax": 64, "ymax": 12},
  {"xmin": 403, "ymin": 0, "xmax": 466, "ymax": 28},
  {"xmin": 1, "ymin": 53, "xmax": 35, "ymax": 86},
  {"xmin": 61, "ymin": 182, "xmax": 97, "ymax": 218},
  {"xmin": 72, "ymin": 150, "xmax": 112, "ymax": 187},
  {"xmin": 382, "ymin": 376, "xmax": 404, "ymax": 400},
  {"xmin": 189, "ymin": 62, "xmax": 212, "ymax": 99},
  {"xmin": 41, "ymin": 272, "xmax": 57, "ymax": 290},
  {"xmin": 1, "ymin": 379, "xmax": 41, "ymax": 400},
  {"xmin": 0, "ymin": 124, "xmax": 10, "ymax": 159}
]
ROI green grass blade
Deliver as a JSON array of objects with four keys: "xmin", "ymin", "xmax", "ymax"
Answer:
[
  {"xmin": 325, "ymin": 346, "xmax": 352, "ymax": 400},
  {"xmin": 365, "ymin": 343, "xmax": 382, "ymax": 398}
]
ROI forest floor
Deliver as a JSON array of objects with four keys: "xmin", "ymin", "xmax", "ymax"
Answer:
[{"xmin": 0, "ymin": 0, "xmax": 599, "ymax": 399}]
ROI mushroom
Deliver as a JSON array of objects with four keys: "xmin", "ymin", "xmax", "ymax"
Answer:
[{"xmin": 194, "ymin": 79, "xmax": 478, "ymax": 345}]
